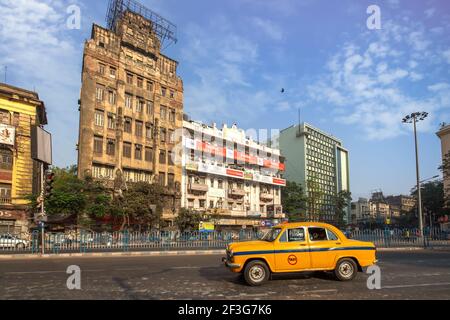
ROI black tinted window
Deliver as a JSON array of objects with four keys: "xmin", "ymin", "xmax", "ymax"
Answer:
[{"xmin": 309, "ymin": 227, "xmax": 328, "ymax": 241}]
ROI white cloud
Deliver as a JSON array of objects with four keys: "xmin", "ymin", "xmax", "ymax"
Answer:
[
  {"xmin": 251, "ymin": 17, "xmax": 283, "ymax": 41},
  {"xmin": 304, "ymin": 19, "xmax": 448, "ymax": 140},
  {"xmin": 442, "ymin": 49, "xmax": 450, "ymax": 64},
  {"xmin": 424, "ymin": 8, "xmax": 435, "ymax": 19}
]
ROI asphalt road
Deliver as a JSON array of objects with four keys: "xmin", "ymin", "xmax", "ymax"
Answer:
[{"xmin": 0, "ymin": 250, "xmax": 450, "ymax": 300}]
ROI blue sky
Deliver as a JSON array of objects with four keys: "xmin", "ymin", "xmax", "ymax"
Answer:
[{"xmin": 0, "ymin": 0, "xmax": 449, "ymax": 200}]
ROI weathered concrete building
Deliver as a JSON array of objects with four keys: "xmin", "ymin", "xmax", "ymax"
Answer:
[
  {"xmin": 0, "ymin": 83, "xmax": 47, "ymax": 235},
  {"xmin": 437, "ymin": 123, "xmax": 450, "ymax": 206},
  {"xmin": 77, "ymin": 1, "xmax": 183, "ymax": 224}
]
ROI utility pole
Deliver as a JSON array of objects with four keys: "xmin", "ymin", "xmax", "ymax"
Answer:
[{"xmin": 402, "ymin": 112, "xmax": 428, "ymax": 247}]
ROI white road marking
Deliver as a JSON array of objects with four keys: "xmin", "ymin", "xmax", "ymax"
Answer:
[{"xmin": 382, "ymin": 282, "xmax": 450, "ymax": 289}]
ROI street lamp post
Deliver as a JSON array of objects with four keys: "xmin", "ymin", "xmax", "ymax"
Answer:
[{"xmin": 402, "ymin": 112, "xmax": 428, "ymax": 247}]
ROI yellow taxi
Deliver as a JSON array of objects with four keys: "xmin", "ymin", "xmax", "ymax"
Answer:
[{"xmin": 222, "ymin": 222, "xmax": 377, "ymax": 286}]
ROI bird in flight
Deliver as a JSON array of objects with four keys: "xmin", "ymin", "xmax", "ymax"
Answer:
[{"xmin": 281, "ymin": 88, "xmax": 285, "ymax": 93}]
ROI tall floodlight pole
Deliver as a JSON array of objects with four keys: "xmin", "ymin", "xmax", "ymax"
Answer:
[{"xmin": 402, "ymin": 112, "xmax": 428, "ymax": 247}]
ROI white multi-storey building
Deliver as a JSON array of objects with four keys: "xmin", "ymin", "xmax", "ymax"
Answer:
[{"xmin": 180, "ymin": 120, "xmax": 286, "ymax": 231}]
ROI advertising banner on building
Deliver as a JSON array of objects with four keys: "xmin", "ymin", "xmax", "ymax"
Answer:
[{"xmin": 0, "ymin": 124, "xmax": 15, "ymax": 146}]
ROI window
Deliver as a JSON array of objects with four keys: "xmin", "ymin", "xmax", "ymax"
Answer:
[
  {"xmin": 161, "ymin": 87, "xmax": 167, "ymax": 96},
  {"xmin": 145, "ymin": 147, "xmax": 153, "ymax": 162},
  {"xmin": 0, "ymin": 109, "xmax": 10, "ymax": 124},
  {"xmin": 160, "ymin": 105, "xmax": 167, "ymax": 120},
  {"xmin": 109, "ymin": 67, "xmax": 116, "ymax": 78},
  {"xmin": 96, "ymin": 85, "xmax": 104, "ymax": 101},
  {"xmin": 146, "ymin": 101, "xmax": 153, "ymax": 114},
  {"xmin": 136, "ymin": 99, "xmax": 144, "ymax": 113},
  {"xmin": 286, "ymin": 228, "xmax": 305, "ymax": 242},
  {"xmin": 106, "ymin": 139, "xmax": 115, "ymax": 156},
  {"xmin": 168, "ymin": 151, "xmax": 174, "ymax": 165},
  {"xmin": 168, "ymin": 173, "xmax": 175, "ymax": 188},
  {"xmin": 125, "ymin": 94, "xmax": 133, "ymax": 109},
  {"xmin": 93, "ymin": 136, "xmax": 103, "ymax": 154},
  {"xmin": 168, "ymin": 129, "xmax": 175, "ymax": 143},
  {"xmin": 124, "ymin": 117, "xmax": 132, "ymax": 133},
  {"xmin": 123, "ymin": 142, "xmax": 132, "ymax": 158},
  {"xmin": 135, "ymin": 121, "xmax": 143, "ymax": 137},
  {"xmin": 160, "ymin": 128, "xmax": 166, "ymax": 143},
  {"xmin": 188, "ymin": 199, "xmax": 194, "ymax": 208},
  {"xmin": 94, "ymin": 109, "xmax": 104, "ymax": 127},
  {"xmin": 159, "ymin": 150, "xmax": 166, "ymax": 164},
  {"xmin": 145, "ymin": 123, "xmax": 153, "ymax": 139},
  {"xmin": 98, "ymin": 63, "xmax": 106, "ymax": 75},
  {"xmin": 218, "ymin": 180, "xmax": 223, "ymax": 189},
  {"xmin": 107, "ymin": 113, "xmax": 116, "ymax": 129},
  {"xmin": 137, "ymin": 77, "xmax": 143, "ymax": 88},
  {"xmin": 0, "ymin": 184, "xmax": 11, "ymax": 200},
  {"xmin": 106, "ymin": 90, "xmax": 115, "ymax": 105},
  {"xmin": 308, "ymin": 227, "xmax": 328, "ymax": 241},
  {"xmin": 169, "ymin": 108, "xmax": 176, "ymax": 123},
  {"xmin": 159, "ymin": 172, "xmax": 166, "ymax": 186},
  {"xmin": 147, "ymin": 81, "xmax": 153, "ymax": 92},
  {"xmin": 199, "ymin": 199, "xmax": 206, "ymax": 208},
  {"xmin": 0, "ymin": 149, "xmax": 13, "ymax": 170},
  {"xmin": 135, "ymin": 144, "xmax": 142, "ymax": 160},
  {"xmin": 170, "ymin": 90, "xmax": 175, "ymax": 99},
  {"xmin": 326, "ymin": 229, "xmax": 339, "ymax": 241},
  {"xmin": 126, "ymin": 73, "xmax": 133, "ymax": 85}
]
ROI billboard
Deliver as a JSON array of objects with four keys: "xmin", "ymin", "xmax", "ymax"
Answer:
[
  {"xmin": 31, "ymin": 126, "xmax": 52, "ymax": 165},
  {"xmin": 0, "ymin": 124, "xmax": 15, "ymax": 146}
]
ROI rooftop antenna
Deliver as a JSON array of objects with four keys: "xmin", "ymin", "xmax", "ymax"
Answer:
[{"xmin": 296, "ymin": 107, "xmax": 302, "ymax": 137}]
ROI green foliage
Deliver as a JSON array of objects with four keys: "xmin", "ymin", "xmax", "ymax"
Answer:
[
  {"xmin": 175, "ymin": 208, "xmax": 203, "ymax": 232},
  {"xmin": 281, "ymin": 181, "xmax": 307, "ymax": 222},
  {"xmin": 411, "ymin": 180, "xmax": 450, "ymax": 218},
  {"xmin": 333, "ymin": 190, "xmax": 352, "ymax": 227}
]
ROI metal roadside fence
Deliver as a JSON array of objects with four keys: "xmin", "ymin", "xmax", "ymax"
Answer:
[{"xmin": 0, "ymin": 227, "xmax": 449, "ymax": 255}]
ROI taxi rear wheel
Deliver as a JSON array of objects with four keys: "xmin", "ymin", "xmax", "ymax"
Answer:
[
  {"xmin": 334, "ymin": 258, "xmax": 357, "ymax": 281},
  {"xmin": 243, "ymin": 260, "xmax": 270, "ymax": 286}
]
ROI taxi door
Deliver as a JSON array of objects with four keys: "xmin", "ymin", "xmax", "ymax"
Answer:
[
  {"xmin": 274, "ymin": 227, "xmax": 311, "ymax": 272},
  {"xmin": 307, "ymin": 227, "xmax": 341, "ymax": 269}
]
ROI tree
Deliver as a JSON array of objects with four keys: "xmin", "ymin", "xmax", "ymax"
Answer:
[
  {"xmin": 110, "ymin": 182, "xmax": 165, "ymax": 231},
  {"xmin": 439, "ymin": 151, "xmax": 450, "ymax": 208},
  {"xmin": 411, "ymin": 180, "xmax": 450, "ymax": 223},
  {"xmin": 175, "ymin": 208, "xmax": 203, "ymax": 232},
  {"xmin": 333, "ymin": 190, "xmax": 352, "ymax": 227},
  {"xmin": 281, "ymin": 181, "xmax": 307, "ymax": 222}
]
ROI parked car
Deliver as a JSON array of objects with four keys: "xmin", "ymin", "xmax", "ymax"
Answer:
[{"xmin": 0, "ymin": 234, "xmax": 30, "ymax": 249}]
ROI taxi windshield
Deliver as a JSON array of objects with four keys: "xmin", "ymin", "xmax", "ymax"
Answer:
[{"xmin": 261, "ymin": 228, "xmax": 282, "ymax": 242}]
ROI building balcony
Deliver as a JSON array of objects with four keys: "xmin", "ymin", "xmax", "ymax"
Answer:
[
  {"xmin": 228, "ymin": 188, "xmax": 245, "ymax": 197},
  {"xmin": 260, "ymin": 193, "xmax": 274, "ymax": 202},
  {"xmin": 188, "ymin": 183, "xmax": 209, "ymax": 193},
  {"xmin": 0, "ymin": 197, "xmax": 12, "ymax": 205}
]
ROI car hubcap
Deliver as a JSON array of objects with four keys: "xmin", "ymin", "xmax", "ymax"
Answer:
[
  {"xmin": 339, "ymin": 262, "xmax": 354, "ymax": 278},
  {"xmin": 249, "ymin": 265, "xmax": 265, "ymax": 282}
]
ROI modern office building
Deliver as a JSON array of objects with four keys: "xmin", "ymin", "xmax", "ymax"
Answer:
[
  {"xmin": 77, "ymin": 0, "xmax": 183, "ymax": 223},
  {"xmin": 279, "ymin": 123, "xmax": 350, "ymax": 223},
  {"xmin": 437, "ymin": 123, "xmax": 450, "ymax": 206},
  {"xmin": 0, "ymin": 83, "xmax": 47, "ymax": 235},
  {"xmin": 181, "ymin": 120, "xmax": 286, "ymax": 230}
]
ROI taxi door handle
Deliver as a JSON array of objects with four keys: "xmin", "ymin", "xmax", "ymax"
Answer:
[
  {"xmin": 335, "ymin": 242, "xmax": 341, "ymax": 245},
  {"xmin": 299, "ymin": 244, "xmax": 307, "ymax": 246}
]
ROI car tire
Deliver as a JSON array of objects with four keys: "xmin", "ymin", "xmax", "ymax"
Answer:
[
  {"xmin": 334, "ymin": 258, "xmax": 358, "ymax": 281},
  {"xmin": 243, "ymin": 260, "xmax": 270, "ymax": 286}
]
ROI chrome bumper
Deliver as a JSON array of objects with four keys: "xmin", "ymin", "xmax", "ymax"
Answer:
[{"xmin": 222, "ymin": 257, "xmax": 241, "ymax": 269}]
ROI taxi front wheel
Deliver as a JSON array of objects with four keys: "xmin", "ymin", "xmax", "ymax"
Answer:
[
  {"xmin": 243, "ymin": 260, "xmax": 270, "ymax": 286},
  {"xmin": 334, "ymin": 258, "xmax": 357, "ymax": 281}
]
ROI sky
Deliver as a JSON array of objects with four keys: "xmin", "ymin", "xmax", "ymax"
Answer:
[{"xmin": 0, "ymin": 0, "xmax": 449, "ymax": 200}]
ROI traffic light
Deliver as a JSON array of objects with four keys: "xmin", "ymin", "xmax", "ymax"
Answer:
[{"xmin": 45, "ymin": 170, "xmax": 55, "ymax": 198}]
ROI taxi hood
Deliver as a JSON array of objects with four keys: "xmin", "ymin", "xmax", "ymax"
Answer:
[{"xmin": 227, "ymin": 240, "xmax": 273, "ymax": 252}]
